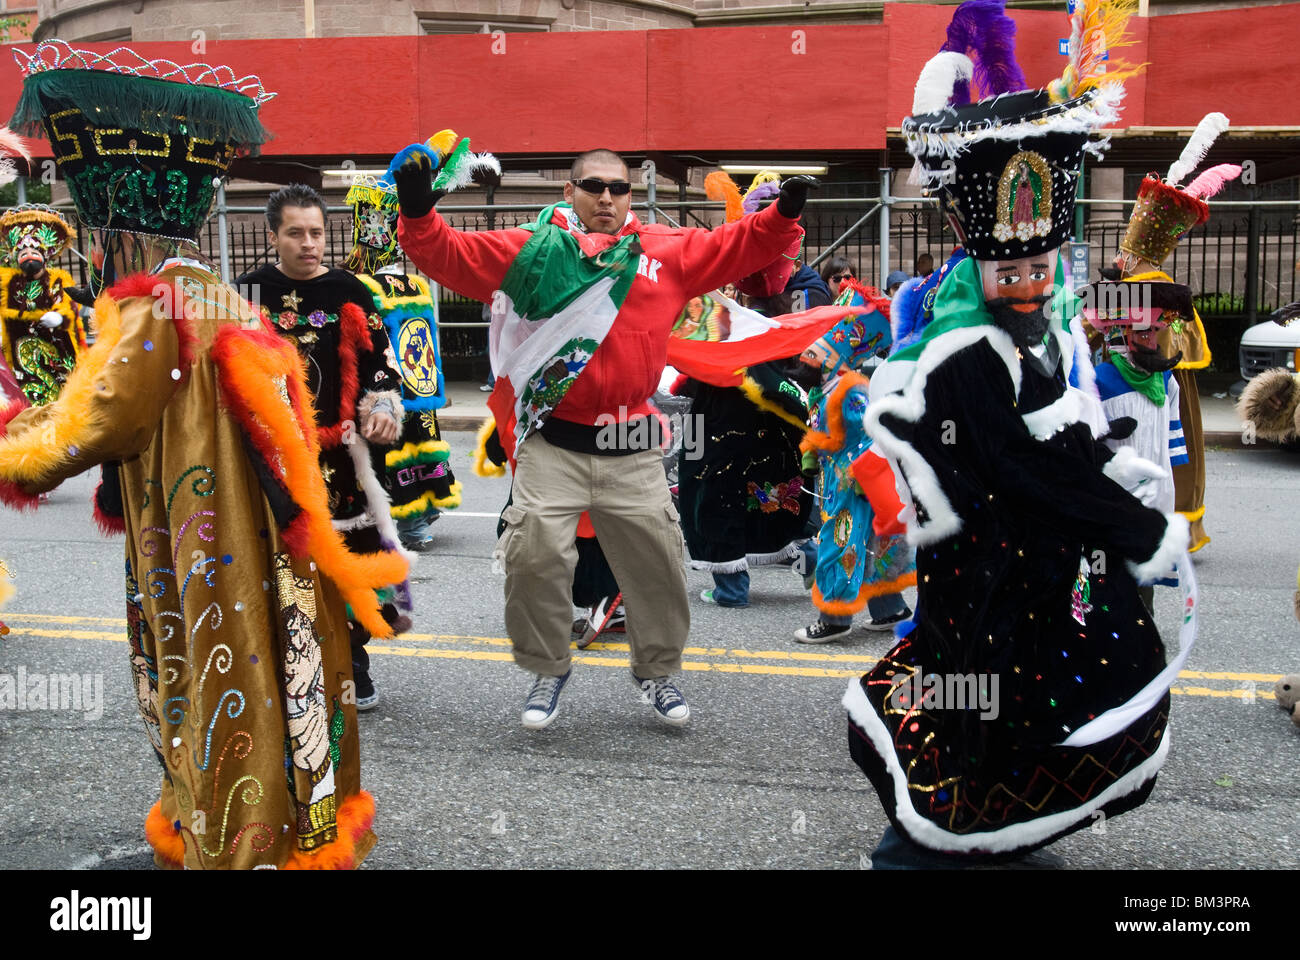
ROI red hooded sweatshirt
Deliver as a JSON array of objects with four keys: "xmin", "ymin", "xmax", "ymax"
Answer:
[{"xmin": 397, "ymin": 202, "xmax": 803, "ymax": 426}]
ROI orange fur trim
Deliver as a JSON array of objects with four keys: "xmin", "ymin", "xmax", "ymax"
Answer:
[
  {"xmin": 0, "ymin": 290, "xmax": 126, "ymax": 491},
  {"xmin": 283, "ymin": 790, "xmax": 376, "ymax": 870},
  {"xmin": 145, "ymin": 801, "xmax": 186, "ymax": 868},
  {"xmin": 800, "ymin": 371, "xmax": 871, "ymax": 455},
  {"xmin": 812, "ymin": 570, "xmax": 917, "ymax": 617},
  {"xmin": 211, "ymin": 327, "xmax": 407, "ymax": 639}
]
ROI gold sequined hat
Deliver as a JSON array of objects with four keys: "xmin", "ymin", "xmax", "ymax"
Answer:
[
  {"xmin": 1118, "ymin": 113, "xmax": 1242, "ymax": 268},
  {"xmin": 8, "ymin": 40, "xmax": 275, "ymax": 243}
]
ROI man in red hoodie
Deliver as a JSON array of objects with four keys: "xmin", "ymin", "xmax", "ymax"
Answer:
[{"xmin": 395, "ymin": 148, "xmax": 811, "ymax": 730}]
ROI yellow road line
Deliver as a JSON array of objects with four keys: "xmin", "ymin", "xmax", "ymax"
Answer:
[{"xmin": 1, "ymin": 623, "xmax": 1285, "ymax": 694}]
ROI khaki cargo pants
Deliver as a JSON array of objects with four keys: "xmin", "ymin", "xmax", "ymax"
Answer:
[{"xmin": 496, "ymin": 433, "xmax": 689, "ymax": 678}]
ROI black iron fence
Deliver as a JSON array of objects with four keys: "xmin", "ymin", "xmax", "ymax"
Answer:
[{"xmin": 36, "ymin": 197, "xmax": 1300, "ymax": 378}]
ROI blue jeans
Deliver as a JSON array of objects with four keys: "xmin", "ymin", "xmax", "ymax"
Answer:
[
  {"xmin": 820, "ymin": 591, "xmax": 908, "ymax": 627},
  {"xmin": 711, "ymin": 569, "xmax": 750, "ymax": 607}
]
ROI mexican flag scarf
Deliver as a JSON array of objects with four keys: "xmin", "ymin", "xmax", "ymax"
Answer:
[{"xmin": 486, "ymin": 203, "xmax": 640, "ymax": 462}]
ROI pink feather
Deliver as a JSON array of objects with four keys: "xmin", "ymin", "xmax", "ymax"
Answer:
[{"xmin": 1184, "ymin": 163, "xmax": 1242, "ymax": 200}]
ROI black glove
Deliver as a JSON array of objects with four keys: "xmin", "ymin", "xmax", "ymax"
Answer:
[
  {"xmin": 777, "ymin": 175, "xmax": 818, "ymax": 219},
  {"xmin": 1104, "ymin": 416, "xmax": 1138, "ymax": 442},
  {"xmin": 392, "ymin": 149, "xmax": 441, "ymax": 219}
]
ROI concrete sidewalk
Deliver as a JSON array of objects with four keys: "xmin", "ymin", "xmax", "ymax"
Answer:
[{"xmin": 438, "ymin": 379, "xmax": 1253, "ymax": 446}]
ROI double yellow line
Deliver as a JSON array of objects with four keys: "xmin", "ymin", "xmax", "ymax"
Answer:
[{"xmin": 0, "ymin": 613, "xmax": 1283, "ymax": 699}]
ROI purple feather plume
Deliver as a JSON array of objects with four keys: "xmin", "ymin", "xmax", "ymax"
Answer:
[
  {"xmin": 741, "ymin": 181, "xmax": 782, "ymax": 216},
  {"xmin": 940, "ymin": 0, "xmax": 1027, "ymax": 101}
]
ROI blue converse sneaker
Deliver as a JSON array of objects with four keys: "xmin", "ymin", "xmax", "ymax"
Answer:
[
  {"xmin": 521, "ymin": 670, "xmax": 571, "ymax": 730},
  {"xmin": 632, "ymin": 671, "xmax": 690, "ymax": 726}
]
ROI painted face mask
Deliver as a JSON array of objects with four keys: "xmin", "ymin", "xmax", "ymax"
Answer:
[{"xmin": 980, "ymin": 253, "xmax": 1057, "ymax": 349}]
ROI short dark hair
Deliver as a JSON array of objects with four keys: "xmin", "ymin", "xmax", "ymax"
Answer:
[
  {"xmin": 819, "ymin": 255, "xmax": 854, "ymax": 284},
  {"xmin": 266, "ymin": 184, "xmax": 328, "ymax": 234},
  {"xmin": 571, "ymin": 149, "xmax": 628, "ymax": 180},
  {"xmin": 915, "ymin": 252, "xmax": 935, "ymax": 274}
]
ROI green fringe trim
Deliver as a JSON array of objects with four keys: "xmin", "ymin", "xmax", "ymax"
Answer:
[
  {"xmin": 12, "ymin": 70, "xmax": 270, "ymax": 148},
  {"xmin": 346, "ymin": 181, "xmax": 397, "ymax": 211}
]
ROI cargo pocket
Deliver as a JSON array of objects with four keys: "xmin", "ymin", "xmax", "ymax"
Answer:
[{"xmin": 493, "ymin": 504, "xmax": 527, "ymax": 575}]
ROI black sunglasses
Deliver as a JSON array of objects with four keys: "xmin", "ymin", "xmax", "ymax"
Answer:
[
  {"xmin": 831, "ymin": 273, "xmax": 853, "ymax": 282},
  {"xmin": 571, "ymin": 177, "xmax": 632, "ymax": 197}
]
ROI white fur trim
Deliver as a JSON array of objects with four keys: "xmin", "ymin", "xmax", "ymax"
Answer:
[
  {"xmin": 842, "ymin": 676, "xmax": 1170, "ymax": 854},
  {"xmin": 1022, "ymin": 389, "xmax": 1082, "ymax": 441},
  {"xmin": 1128, "ymin": 513, "xmax": 1188, "ymax": 585},
  {"xmin": 343, "ymin": 437, "xmax": 417, "ymax": 567},
  {"xmin": 864, "ymin": 324, "xmax": 1020, "ymax": 548},
  {"xmin": 331, "ymin": 511, "xmax": 375, "ymax": 533}
]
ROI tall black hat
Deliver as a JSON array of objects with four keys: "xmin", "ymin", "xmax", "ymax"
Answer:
[{"xmin": 901, "ymin": 0, "xmax": 1137, "ymax": 261}]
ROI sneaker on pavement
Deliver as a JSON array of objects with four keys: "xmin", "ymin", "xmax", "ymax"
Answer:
[
  {"xmin": 794, "ymin": 621, "xmax": 852, "ymax": 644},
  {"xmin": 632, "ymin": 672, "xmax": 690, "ymax": 726},
  {"xmin": 863, "ymin": 610, "xmax": 911, "ymax": 632},
  {"xmin": 521, "ymin": 670, "xmax": 571, "ymax": 730},
  {"xmin": 570, "ymin": 615, "xmax": 590, "ymax": 645},
  {"xmin": 602, "ymin": 602, "xmax": 627, "ymax": 633},
  {"xmin": 354, "ymin": 668, "xmax": 380, "ymax": 712},
  {"xmin": 700, "ymin": 589, "xmax": 748, "ymax": 608}
]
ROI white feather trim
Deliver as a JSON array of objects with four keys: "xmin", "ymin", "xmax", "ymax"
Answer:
[
  {"xmin": 1128, "ymin": 513, "xmax": 1189, "ymax": 585},
  {"xmin": 912, "ymin": 52, "xmax": 973, "ymax": 116},
  {"xmin": 1166, "ymin": 112, "xmax": 1229, "ymax": 187},
  {"xmin": 842, "ymin": 676, "xmax": 1171, "ymax": 855},
  {"xmin": 689, "ymin": 556, "xmax": 748, "ymax": 574},
  {"xmin": 905, "ymin": 84, "xmax": 1123, "ymax": 166},
  {"xmin": 434, "ymin": 151, "xmax": 502, "ymax": 194}
]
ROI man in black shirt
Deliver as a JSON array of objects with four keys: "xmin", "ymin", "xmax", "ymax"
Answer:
[{"xmin": 238, "ymin": 185, "xmax": 405, "ymax": 711}]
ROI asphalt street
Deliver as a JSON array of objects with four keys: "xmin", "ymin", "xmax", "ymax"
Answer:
[{"xmin": 0, "ymin": 433, "xmax": 1296, "ymax": 870}]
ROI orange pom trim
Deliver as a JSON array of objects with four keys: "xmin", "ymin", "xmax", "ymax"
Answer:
[
  {"xmin": 812, "ymin": 570, "xmax": 917, "ymax": 617},
  {"xmin": 801, "ymin": 370, "xmax": 871, "ymax": 455},
  {"xmin": 283, "ymin": 790, "xmax": 376, "ymax": 870},
  {"xmin": 211, "ymin": 326, "xmax": 407, "ymax": 639},
  {"xmin": 145, "ymin": 801, "xmax": 186, "ymax": 868}
]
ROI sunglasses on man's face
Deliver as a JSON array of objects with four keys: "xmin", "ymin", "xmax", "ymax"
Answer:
[
  {"xmin": 831, "ymin": 273, "xmax": 853, "ymax": 282},
  {"xmin": 571, "ymin": 178, "xmax": 632, "ymax": 197}
]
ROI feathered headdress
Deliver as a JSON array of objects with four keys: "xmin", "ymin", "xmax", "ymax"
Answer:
[
  {"xmin": 1119, "ymin": 112, "xmax": 1242, "ymax": 267},
  {"xmin": 704, "ymin": 171, "xmax": 744, "ymax": 223},
  {"xmin": 0, "ymin": 127, "xmax": 30, "ymax": 188},
  {"xmin": 1047, "ymin": 0, "xmax": 1144, "ymax": 104}
]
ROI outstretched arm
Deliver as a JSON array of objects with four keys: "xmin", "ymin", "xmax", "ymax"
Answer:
[{"xmin": 0, "ymin": 294, "xmax": 178, "ymax": 504}]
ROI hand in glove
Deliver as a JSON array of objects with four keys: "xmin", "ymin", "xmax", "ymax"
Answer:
[
  {"xmin": 38, "ymin": 311, "xmax": 63, "ymax": 330},
  {"xmin": 391, "ymin": 145, "xmax": 445, "ymax": 219},
  {"xmin": 1102, "ymin": 446, "xmax": 1166, "ymax": 507},
  {"xmin": 777, "ymin": 175, "xmax": 818, "ymax": 219}
]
